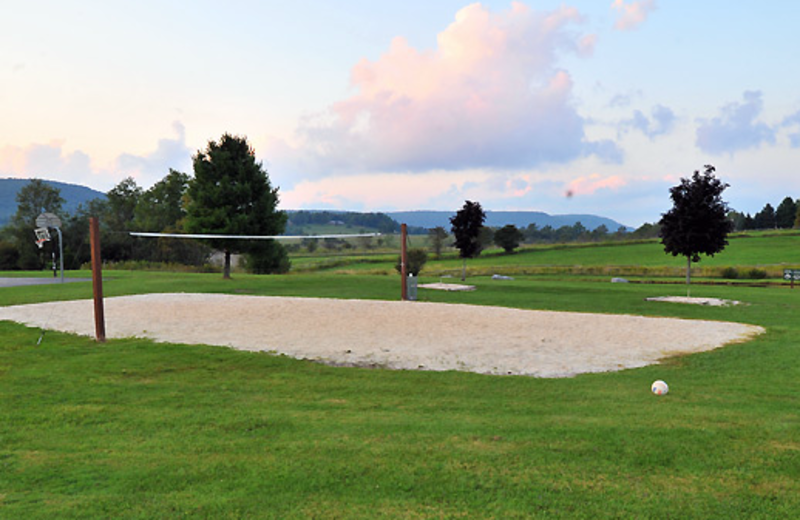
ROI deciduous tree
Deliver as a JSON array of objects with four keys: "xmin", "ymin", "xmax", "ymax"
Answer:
[
  {"xmin": 493, "ymin": 224, "xmax": 524, "ymax": 253},
  {"xmin": 427, "ymin": 226, "xmax": 448, "ymax": 259},
  {"xmin": 659, "ymin": 165, "xmax": 733, "ymax": 293},
  {"xmin": 450, "ymin": 200, "xmax": 486, "ymax": 281},
  {"xmin": 10, "ymin": 179, "xmax": 65, "ymax": 269}
]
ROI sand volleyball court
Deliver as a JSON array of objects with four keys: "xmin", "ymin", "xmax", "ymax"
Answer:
[{"xmin": 0, "ymin": 293, "xmax": 764, "ymax": 377}]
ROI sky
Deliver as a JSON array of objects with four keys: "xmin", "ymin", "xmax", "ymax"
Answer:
[{"xmin": 2, "ymin": 0, "xmax": 800, "ymax": 227}]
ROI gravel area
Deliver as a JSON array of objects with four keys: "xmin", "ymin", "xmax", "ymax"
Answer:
[{"xmin": 0, "ymin": 293, "xmax": 764, "ymax": 377}]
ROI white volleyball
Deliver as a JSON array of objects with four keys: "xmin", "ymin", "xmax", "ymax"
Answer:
[{"xmin": 651, "ymin": 380, "xmax": 669, "ymax": 396}]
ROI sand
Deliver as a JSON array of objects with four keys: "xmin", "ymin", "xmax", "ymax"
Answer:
[{"xmin": 0, "ymin": 293, "xmax": 764, "ymax": 377}]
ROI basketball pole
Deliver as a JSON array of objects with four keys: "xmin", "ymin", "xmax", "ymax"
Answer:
[
  {"xmin": 90, "ymin": 217, "xmax": 106, "ymax": 342},
  {"xmin": 401, "ymin": 223, "xmax": 408, "ymax": 301}
]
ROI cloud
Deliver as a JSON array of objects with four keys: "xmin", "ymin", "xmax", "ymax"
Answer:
[
  {"xmin": 566, "ymin": 173, "xmax": 627, "ymax": 196},
  {"xmin": 0, "ymin": 123, "xmax": 193, "ymax": 190},
  {"xmin": 623, "ymin": 104, "xmax": 676, "ymax": 139},
  {"xmin": 611, "ymin": 0, "xmax": 657, "ymax": 31},
  {"xmin": 695, "ymin": 91, "xmax": 776, "ymax": 155},
  {"xmin": 0, "ymin": 141, "xmax": 93, "ymax": 182},
  {"xmin": 115, "ymin": 121, "xmax": 192, "ymax": 185},
  {"xmin": 280, "ymin": 170, "xmax": 493, "ymax": 211},
  {"xmin": 284, "ymin": 3, "xmax": 613, "ymax": 176},
  {"xmin": 781, "ymin": 110, "xmax": 800, "ymax": 148}
]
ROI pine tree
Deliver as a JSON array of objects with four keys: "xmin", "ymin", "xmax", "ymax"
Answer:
[
  {"xmin": 775, "ymin": 197, "xmax": 797, "ymax": 229},
  {"xmin": 186, "ymin": 133, "xmax": 287, "ymax": 278}
]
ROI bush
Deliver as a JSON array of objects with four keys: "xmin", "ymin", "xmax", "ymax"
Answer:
[
  {"xmin": 745, "ymin": 268, "xmax": 767, "ymax": 279},
  {"xmin": 720, "ymin": 267, "xmax": 739, "ymax": 279},
  {"xmin": 244, "ymin": 243, "xmax": 291, "ymax": 274},
  {"xmin": 0, "ymin": 240, "xmax": 20, "ymax": 270},
  {"xmin": 395, "ymin": 248, "xmax": 428, "ymax": 276}
]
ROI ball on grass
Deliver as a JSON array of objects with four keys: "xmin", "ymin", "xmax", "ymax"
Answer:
[{"xmin": 651, "ymin": 380, "xmax": 669, "ymax": 396}]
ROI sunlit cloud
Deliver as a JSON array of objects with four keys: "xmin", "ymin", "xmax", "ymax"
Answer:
[
  {"xmin": 280, "ymin": 170, "xmax": 493, "ymax": 211},
  {"xmin": 0, "ymin": 141, "xmax": 94, "ymax": 184},
  {"xmin": 278, "ymin": 2, "xmax": 617, "ymax": 177},
  {"xmin": 0, "ymin": 122, "xmax": 192, "ymax": 190},
  {"xmin": 566, "ymin": 173, "xmax": 627, "ymax": 196},
  {"xmin": 611, "ymin": 0, "xmax": 657, "ymax": 31}
]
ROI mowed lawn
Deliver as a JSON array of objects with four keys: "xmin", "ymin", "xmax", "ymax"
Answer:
[{"xmin": 1, "ymin": 237, "xmax": 800, "ymax": 518}]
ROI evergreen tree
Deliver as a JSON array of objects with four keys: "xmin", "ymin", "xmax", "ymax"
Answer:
[
  {"xmin": 659, "ymin": 165, "xmax": 733, "ymax": 292},
  {"xmin": 775, "ymin": 197, "xmax": 797, "ymax": 229},
  {"xmin": 753, "ymin": 203, "xmax": 776, "ymax": 229},
  {"xmin": 186, "ymin": 133, "xmax": 287, "ymax": 278}
]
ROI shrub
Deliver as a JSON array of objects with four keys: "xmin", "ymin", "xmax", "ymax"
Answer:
[
  {"xmin": 395, "ymin": 248, "xmax": 428, "ymax": 276},
  {"xmin": 745, "ymin": 268, "xmax": 767, "ymax": 279},
  {"xmin": 0, "ymin": 240, "xmax": 20, "ymax": 270},
  {"xmin": 720, "ymin": 267, "xmax": 739, "ymax": 279}
]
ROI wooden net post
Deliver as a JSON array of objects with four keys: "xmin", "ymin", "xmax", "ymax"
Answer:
[
  {"xmin": 401, "ymin": 223, "xmax": 408, "ymax": 301},
  {"xmin": 90, "ymin": 217, "xmax": 106, "ymax": 342}
]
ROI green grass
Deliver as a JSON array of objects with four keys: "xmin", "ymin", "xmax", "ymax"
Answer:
[
  {"xmin": 2, "ymin": 243, "xmax": 800, "ymax": 517},
  {"xmin": 298, "ymin": 232, "xmax": 800, "ymax": 279}
]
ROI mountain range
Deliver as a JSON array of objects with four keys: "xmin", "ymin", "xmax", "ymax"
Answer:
[
  {"xmin": 1, "ymin": 178, "xmax": 631, "ymax": 232},
  {"xmin": 386, "ymin": 211, "xmax": 629, "ymax": 232}
]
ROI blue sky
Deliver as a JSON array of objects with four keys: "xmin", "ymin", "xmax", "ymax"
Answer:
[{"xmin": 2, "ymin": 1, "xmax": 799, "ymax": 226}]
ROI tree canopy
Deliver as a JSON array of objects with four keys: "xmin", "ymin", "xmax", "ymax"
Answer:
[
  {"xmin": 775, "ymin": 197, "xmax": 797, "ymax": 229},
  {"xmin": 659, "ymin": 165, "xmax": 733, "ymax": 288},
  {"xmin": 186, "ymin": 133, "xmax": 287, "ymax": 278},
  {"xmin": 9, "ymin": 179, "xmax": 65, "ymax": 269},
  {"xmin": 427, "ymin": 226, "xmax": 448, "ymax": 259},
  {"xmin": 493, "ymin": 224, "xmax": 524, "ymax": 253},
  {"xmin": 450, "ymin": 200, "xmax": 486, "ymax": 280}
]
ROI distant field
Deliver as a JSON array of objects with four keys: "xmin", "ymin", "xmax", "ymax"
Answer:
[
  {"xmin": 2, "ymin": 233, "xmax": 800, "ymax": 517},
  {"xmin": 289, "ymin": 231, "xmax": 800, "ymax": 279}
]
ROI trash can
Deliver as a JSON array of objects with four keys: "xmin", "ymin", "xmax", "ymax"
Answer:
[{"xmin": 407, "ymin": 274, "xmax": 418, "ymax": 301}]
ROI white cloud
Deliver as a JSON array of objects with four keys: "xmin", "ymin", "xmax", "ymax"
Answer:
[{"xmin": 115, "ymin": 121, "xmax": 193, "ymax": 186}]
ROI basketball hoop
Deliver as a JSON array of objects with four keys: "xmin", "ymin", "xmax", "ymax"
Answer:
[{"xmin": 34, "ymin": 227, "xmax": 51, "ymax": 249}]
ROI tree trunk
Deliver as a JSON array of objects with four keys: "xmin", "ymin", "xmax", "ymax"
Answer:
[
  {"xmin": 686, "ymin": 255, "xmax": 691, "ymax": 297},
  {"xmin": 461, "ymin": 258, "xmax": 467, "ymax": 282},
  {"xmin": 223, "ymin": 249, "xmax": 232, "ymax": 279}
]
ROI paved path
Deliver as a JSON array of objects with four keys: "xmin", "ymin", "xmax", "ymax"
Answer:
[{"xmin": 0, "ymin": 277, "xmax": 92, "ymax": 288}]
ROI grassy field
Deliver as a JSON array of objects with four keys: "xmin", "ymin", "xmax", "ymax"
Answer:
[
  {"xmin": 288, "ymin": 232, "xmax": 800, "ymax": 278},
  {"xmin": 1, "ymin": 237, "xmax": 800, "ymax": 518}
]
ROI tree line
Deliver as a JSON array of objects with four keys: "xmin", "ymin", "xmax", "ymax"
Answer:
[
  {"xmin": 728, "ymin": 197, "xmax": 799, "ymax": 231},
  {"xmin": 0, "ymin": 134, "xmax": 289, "ymax": 276},
  {"xmin": 285, "ymin": 211, "xmax": 401, "ymax": 235}
]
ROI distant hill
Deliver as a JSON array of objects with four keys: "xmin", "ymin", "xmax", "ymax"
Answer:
[
  {"xmin": 0, "ymin": 178, "xmax": 106, "ymax": 227},
  {"xmin": 386, "ymin": 210, "xmax": 630, "ymax": 232},
  {"xmin": 0, "ymin": 178, "xmax": 631, "ymax": 234}
]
